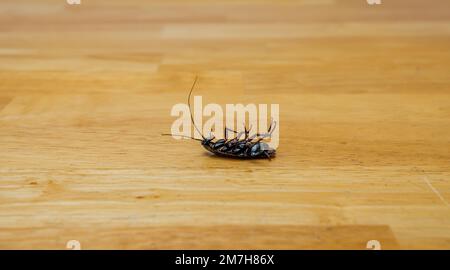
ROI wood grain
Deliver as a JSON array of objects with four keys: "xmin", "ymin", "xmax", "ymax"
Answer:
[{"xmin": 0, "ymin": 0, "xmax": 449, "ymax": 249}]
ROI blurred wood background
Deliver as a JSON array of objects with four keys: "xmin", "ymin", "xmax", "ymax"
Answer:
[{"xmin": 0, "ymin": 0, "xmax": 449, "ymax": 249}]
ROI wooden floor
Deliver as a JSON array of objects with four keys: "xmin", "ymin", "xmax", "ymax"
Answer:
[{"xmin": 1, "ymin": 0, "xmax": 450, "ymax": 249}]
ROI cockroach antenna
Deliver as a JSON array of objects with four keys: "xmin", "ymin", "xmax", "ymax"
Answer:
[
  {"xmin": 161, "ymin": 76, "xmax": 204, "ymax": 141},
  {"xmin": 187, "ymin": 76, "xmax": 206, "ymax": 140},
  {"xmin": 161, "ymin": 133, "xmax": 202, "ymax": 141}
]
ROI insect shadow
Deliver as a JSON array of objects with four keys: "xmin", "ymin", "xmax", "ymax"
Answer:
[{"xmin": 162, "ymin": 76, "xmax": 277, "ymax": 160}]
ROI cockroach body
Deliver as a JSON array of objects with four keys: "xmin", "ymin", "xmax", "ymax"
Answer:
[
  {"xmin": 163, "ymin": 77, "xmax": 277, "ymax": 160},
  {"xmin": 200, "ymin": 125, "xmax": 276, "ymax": 159}
]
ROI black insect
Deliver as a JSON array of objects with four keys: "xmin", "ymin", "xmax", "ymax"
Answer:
[{"xmin": 162, "ymin": 76, "xmax": 277, "ymax": 160}]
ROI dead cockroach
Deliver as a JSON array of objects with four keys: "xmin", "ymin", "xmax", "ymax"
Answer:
[{"xmin": 162, "ymin": 77, "xmax": 276, "ymax": 160}]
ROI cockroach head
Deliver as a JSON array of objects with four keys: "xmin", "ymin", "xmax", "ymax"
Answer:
[{"xmin": 201, "ymin": 137, "xmax": 213, "ymax": 146}]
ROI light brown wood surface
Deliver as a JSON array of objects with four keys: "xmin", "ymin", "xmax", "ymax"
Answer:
[{"xmin": 1, "ymin": 0, "xmax": 449, "ymax": 249}]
